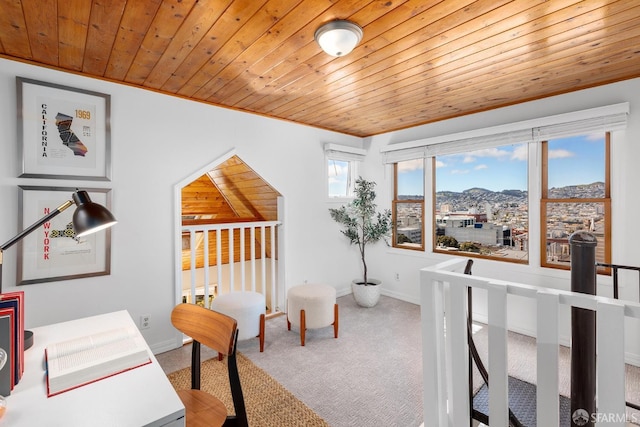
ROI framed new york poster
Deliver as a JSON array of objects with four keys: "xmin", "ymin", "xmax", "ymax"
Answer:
[
  {"xmin": 17, "ymin": 186, "xmax": 112, "ymax": 285},
  {"xmin": 17, "ymin": 77, "xmax": 111, "ymax": 181}
]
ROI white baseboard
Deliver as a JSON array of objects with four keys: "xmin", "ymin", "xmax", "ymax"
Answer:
[
  {"xmin": 336, "ymin": 286, "xmax": 351, "ymax": 298},
  {"xmin": 380, "ymin": 288, "xmax": 420, "ymax": 305},
  {"xmin": 149, "ymin": 337, "xmax": 181, "ymax": 355},
  {"xmin": 336, "ymin": 284, "xmax": 420, "ymax": 305}
]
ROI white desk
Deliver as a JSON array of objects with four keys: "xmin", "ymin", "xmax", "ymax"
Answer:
[{"xmin": 2, "ymin": 310, "xmax": 185, "ymax": 426}]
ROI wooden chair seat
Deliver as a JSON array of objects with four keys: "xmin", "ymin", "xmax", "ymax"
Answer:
[{"xmin": 176, "ymin": 389, "xmax": 227, "ymax": 427}]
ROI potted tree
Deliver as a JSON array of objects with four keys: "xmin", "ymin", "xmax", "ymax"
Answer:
[{"xmin": 329, "ymin": 177, "xmax": 392, "ymax": 307}]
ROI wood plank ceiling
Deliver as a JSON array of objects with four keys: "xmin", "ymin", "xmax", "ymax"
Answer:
[{"xmin": 1, "ymin": 0, "xmax": 639, "ymax": 137}]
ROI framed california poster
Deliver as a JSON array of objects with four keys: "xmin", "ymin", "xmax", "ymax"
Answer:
[
  {"xmin": 17, "ymin": 77, "xmax": 111, "ymax": 181},
  {"xmin": 17, "ymin": 186, "xmax": 112, "ymax": 285}
]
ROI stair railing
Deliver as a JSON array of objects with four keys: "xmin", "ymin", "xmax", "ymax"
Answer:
[
  {"xmin": 182, "ymin": 220, "xmax": 281, "ymax": 313},
  {"xmin": 421, "ymin": 258, "xmax": 640, "ymax": 427},
  {"xmin": 597, "ymin": 262, "xmax": 640, "ymax": 412}
]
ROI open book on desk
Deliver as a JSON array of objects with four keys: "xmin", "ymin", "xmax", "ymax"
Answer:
[{"xmin": 45, "ymin": 326, "xmax": 151, "ymax": 397}]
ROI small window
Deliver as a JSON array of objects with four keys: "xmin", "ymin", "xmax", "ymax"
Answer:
[
  {"xmin": 328, "ymin": 158, "xmax": 354, "ymax": 198},
  {"xmin": 392, "ymin": 159, "xmax": 425, "ymax": 250},
  {"xmin": 325, "ymin": 144, "xmax": 365, "ymax": 199}
]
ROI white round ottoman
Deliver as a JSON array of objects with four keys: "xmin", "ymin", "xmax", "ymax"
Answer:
[
  {"xmin": 210, "ymin": 291, "xmax": 266, "ymax": 353},
  {"xmin": 287, "ymin": 284, "xmax": 338, "ymax": 346}
]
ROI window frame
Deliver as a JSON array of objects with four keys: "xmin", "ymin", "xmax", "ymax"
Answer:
[
  {"xmin": 540, "ymin": 132, "xmax": 611, "ymax": 272},
  {"xmin": 392, "ymin": 161, "xmax": 425, "ymax": 251}
]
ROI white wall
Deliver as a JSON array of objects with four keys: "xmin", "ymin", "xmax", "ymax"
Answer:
[{"xmin": 0, "ymin": 58, "xmax": 362, "ymax": 353}]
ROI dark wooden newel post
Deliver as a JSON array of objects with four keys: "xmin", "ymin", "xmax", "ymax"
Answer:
[{"xmin": 569, "ymin": 231, "xmax": 597, "ymax": 427}]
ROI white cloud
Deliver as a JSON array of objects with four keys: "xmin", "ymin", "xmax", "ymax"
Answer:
[
  {"xmin": 471, "ymin": 147, "xmax": 510, "ymax": 158},
  {"xmin": 398, "ymin": 158, "xmax": 424, "ymax": 172},
  {"xmin": 548, "ymin": 149, "xmax": 575, "ymax": 159},
  {"xmin": 327, "ymin": 161, "xmax": 349, "ymax": 179},
  {"xmin": 451, "ymin": 169, "xmax": 470, "ymax": 175},
  {"xmin": 511, "ymin": 145, "xmax": 528, "ymax": 161},
  {"xmin": 585, "ymin": 133, "xmax": 604, "ymax": 142},
  {"xmin": 463, "ymin": 155, "xmax": 476, "ymax": 163},
  {"xmin": 474, "ymin": 164, "xmax": 488, "ymax": 170},
  {"xmin": 435, "ymin": 160, "xmax": 446, "ymax": 168}
]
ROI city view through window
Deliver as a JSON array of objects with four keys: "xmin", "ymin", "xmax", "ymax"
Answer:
[
  {"xmin": 543, "ymin": 134, "xmax": 609, "ymax": 267},
  {"xmin": 395, "ymin": 159, "xmax": 425, "ymax": 249},
  {"xmin": 395, "ymin": 134, "xmax": 608, "ymax": 266},
  {"xmin": 434, "ymin": 144, "xmax": 529, "ymax": 262}
]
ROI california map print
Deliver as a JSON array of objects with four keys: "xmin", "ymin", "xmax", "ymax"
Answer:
[
  {"xmin": 36, "ymin": 94, "xmax": 97, "ymax": 168},
  {"xmin": 19, "ymin": 78, "xmax": 109, "ymax": 180},
  {"xmin": 54, "ymin": 112, "xmax": 89, "ymax": 157}
]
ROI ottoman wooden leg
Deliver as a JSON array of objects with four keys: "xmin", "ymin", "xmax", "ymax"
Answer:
[
  {"xmin": 258, "ymin": 313, "xmax": 265, "ymax": 352},
  {"xmin": 287, "ymin": 317, "xmax": 291, "ymax": 330},
  {"xmin": 300, "ymin": 309, "xmax": 306, "ymax": 346},
  {"xmin": 333, "ymin": 304, "xmax": 339, "ymax": 338}
]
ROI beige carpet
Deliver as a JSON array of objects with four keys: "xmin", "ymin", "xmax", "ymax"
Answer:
[{"xmin": 167, "ymin": 352, "xmax": 329, "ymax": 427}]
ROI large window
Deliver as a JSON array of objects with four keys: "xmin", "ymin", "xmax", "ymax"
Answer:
[
  {"xmin": 433, "ymin": 143, "xmax": 529, "ymax": 263},
  {"xmin": 383, "ymin": 104, "xmax": 625, "ymax": 267},
  {"xmin": 392, "ymin": 159, "xmax": 424, "ymax": 250},
  {"xmin": 541, "ymin": 133, "xmax": 610, "ymax": 269}
]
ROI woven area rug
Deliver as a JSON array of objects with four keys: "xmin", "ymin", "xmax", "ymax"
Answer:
[{"xmin": 167, "ymin": 352, "xmax": 329, "ymax": 427}]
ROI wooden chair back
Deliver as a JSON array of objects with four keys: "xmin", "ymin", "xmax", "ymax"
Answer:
[
  {"xmin": 172, "ymin": 302, "xmax": 237, "ymax": 356},
  {"xmin": 171, "ymin": 303, "xmax": 248, "ymax": 427}
]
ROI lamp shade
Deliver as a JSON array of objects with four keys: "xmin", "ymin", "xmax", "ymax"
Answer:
[
  {"xmin": 72, "ymin": 190, "xmax": 117, "ymax": 238},
  {"xmin": 315, "ymin": 20, "xmax": 363, "ymax": 57}
]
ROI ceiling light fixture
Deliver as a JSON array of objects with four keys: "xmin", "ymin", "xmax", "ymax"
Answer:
[{"xmin": 314, "ymin": 20, "xmax": 363, "ymax": 57}]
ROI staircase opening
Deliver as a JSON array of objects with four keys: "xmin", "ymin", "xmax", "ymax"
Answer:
[{"xmin": 174, "ymin": 152, "xmax": 284, "ymax": 320}]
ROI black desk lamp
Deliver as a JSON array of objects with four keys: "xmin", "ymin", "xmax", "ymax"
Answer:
[{"xmin": 0, "ymin": 189, "xmax": 117, "ymax": 349}]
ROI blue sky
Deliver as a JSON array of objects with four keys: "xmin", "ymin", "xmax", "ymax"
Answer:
[
  {"xmin": 427, "ymin": 134, "xmax": 605, "ymax": 194},
  {"xmin": 329, "ymin": 134, "xmax": 606, "ymax": 196}
]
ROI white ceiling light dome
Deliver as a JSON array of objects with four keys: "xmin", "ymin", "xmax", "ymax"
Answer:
[{"xmin": 314, "ymin": 20, "xmax": 363, "ymax": 57}]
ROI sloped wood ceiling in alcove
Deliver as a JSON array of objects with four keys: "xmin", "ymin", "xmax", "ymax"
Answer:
[{"xmin": 181, "ymin": 155, "xmax": 280, "ymax": 270}]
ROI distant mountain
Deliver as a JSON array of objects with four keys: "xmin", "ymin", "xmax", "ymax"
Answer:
[
  {"xmin": 436, "ymin": 182, "xmax": 603, "ymax": 210},
  {"xmin": 549, "ymin": 182, "xmax": 604, "ymax": 198},
  {"xmin": 501, "ymin": 189, "xmax": 527, "ymax": 197},
  {"xmin": 463, "ymin": 187, "xmax": 492, "ymax": 195}
]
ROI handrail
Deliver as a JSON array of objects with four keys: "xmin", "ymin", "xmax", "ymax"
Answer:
[
  {"xmin": 181, "ymin": 220, "xmax": 281, "ymax": 313},
  {"xmin": 421, "ymin": 258, "xmax": 640, "ymax": 427},
  {"xmin": 596, "ymin": 262, "xmax": 640, "ymax": 300},
  {"xmin": 464, "ymin": 260, "xmax": 524, "ymax": 427},
  {"xmin": 596, "ymin": 262, "xmax": 640, "ymax": 411}
]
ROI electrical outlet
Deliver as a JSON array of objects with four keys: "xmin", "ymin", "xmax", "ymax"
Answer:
[
  {"xmin": 140, "ymin": 314, "xmax": 150, "ymax": 329},
  {"xmin": 395, "ymin": 272, "xmax": 400, "ymax": 281}
]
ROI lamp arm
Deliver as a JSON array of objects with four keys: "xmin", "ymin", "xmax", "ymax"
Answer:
[{"xmin": 0, "ymin": 199, "xmax": 74, "ymax": 252}]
